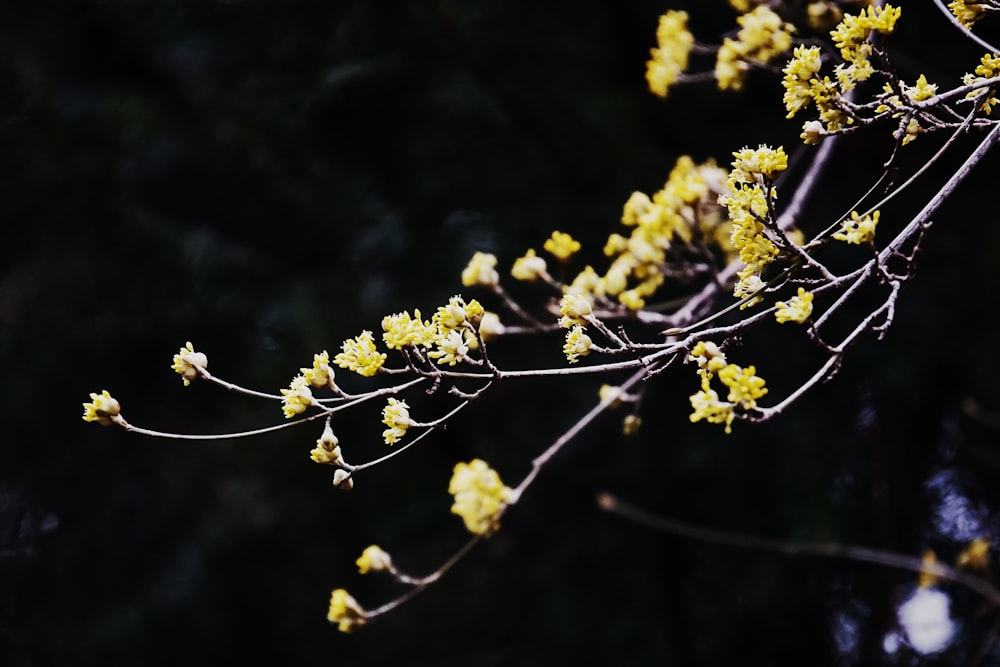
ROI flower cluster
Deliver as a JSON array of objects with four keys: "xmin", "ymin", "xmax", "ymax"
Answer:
[
  {"xmin": 461, "ymin": 251, "xmax": 500, "ymax": 288},
  {"xmin": 688, "ymin": 342, "xmax": 768, "ymax": 434},
  {"xmin": 309, "ymin": 422, "xmax": 343, "ymax": 465},
  {"xmin": 782, "ymin": 5, "xmax": 903, "ymax": 140},
  {"xmin": 563, "ymin": 326, "xmax": 593, "ymax": 364},
  {"xmin": 82, "ymin": 390, "xmax": 122, "ymax": 426},
  {"xmin": 448, "ymin": 459, "xmax": 512, "ymax": 535},
  {"xmin": 834, "ymin": 210, "xmax": 880, "ymax": 245},
  {"xmin": 301, "ymin": 350, "xmax": 336, "ymax": 390},
  {"xmin": 715, "ymin": 6, "xmax": 795, "ymax": 91},
  {"xmin": 381, "ymin": 398, "xmax": 413, "ymax": 445},
  {"xmin": 584, "ymin": 156, "xmax": 730, "ymax": 310},
  {"xmin": 962, "ymin": 53, "xmax": 1000, "ymax": 115},
  {"xmin": 280, "ymin": 376, "xmax": 314, "ymax": 419},
  {"xmin": 334, "ymin": 330, "xmax": 387, "ymax": 377},
  {"xmin": 511, "ymin": 248, "xmax": 549, "ymax": 282},
  {"xmin": 719, "ymin": 145, "xmax": 787, "ymax": 306},
  {"xmin": 171, "ymin": 341, "xmax": 207, "ymax": 386},
  {"xmin": 948, "ymin": 0, "xmax": 997, "ymax": 28},
  {"xmin": 774, "ymin": 287, "xmax": 814, "ymax": 324},
  {"xmin": 646, "ymin": 10, "xmax": 694, "ymax": 98},
  {"xmin": 356, "ymin": 544, "xmax": 393, "ymax": 574},
  {"xmin": 327, "ymin": 588, "xmax": 367, "ymax": 633},
  {"xmin": 543, "ymin": 231, "xmax": 581, "ymax": 260}
]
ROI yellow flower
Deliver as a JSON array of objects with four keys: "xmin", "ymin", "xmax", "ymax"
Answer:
[
  {"xmin": 715, "ymin": 6, "xmax": 796, "ymax": 91},
  {"xmin": 511, "ymin": 248, "xmax": 549, "ymax": 282},
  {"xmin": 957, "ymin": 537, "xmax": 991, "ymax": 571},
  {"xmin": 448, "ymin": 459, "xmax": 513, "ymax": 535},
  {"xmin": 949, "ymin": 1, "xmax": 991, "ymax": 27},
  {"xmin": 599, "ymin": 384, "xmax": 625, "ymax": 408},
  {"xmin": 171, "ymin": 341, "xmax": 207, "ymax": 386},
  {"xmin": 280, "ymin": 375, "xmax": 314, "ymax": 419},
  {"xmin": 309, "ymin": 422, "xmax": 342, "ymax": 465},
  {"xmin": 718, "ymin": 363, "xmax": 768, "ymax": 410},
  {"xmin": 558, "ymin": 293, "xmax": 593, "ymax": 328},
  {"xmin": 382, "ymin": 309, "xmax": 435, "ymax": 349},
  {"xmin": 327, "ymin": 588, "xmax": 367, "ymax": 633},
  {"xmin": 543, "ymin": 230, "xmax": 581, "ymax": 260},
  {"xmin": 82, "ymin": 389, "xmax": 121, "ymax": 426},
  {"xmin": 731, "ymin": 145, "xmax": 788, "ymax": 178},
  {"xmin": 461, "ymin": 251, "xmax": 500, "ymax": 287},
  {"xmin": 919, "ymin": 549, "xmax": 940, "ymax": 588},
  {"xmin": 381, "ymin": 398, "xmax": 412, "ymax": 445},
  {"xmin": 834, "ymin": 210, "xmax": 880, "ymax": 245},
  {"xmin": 477, "ymin": 311, "xmax": 505, "ymax": 340},
  {"xmin": 301, "ymin": 350, "xmax": 335, "ymax": 390},
  {"xmin": 333, "ymin": 330, "xmax": 387, "ymax": 377},
  {"xmin": 774, "ymin": 287, "xmax": 814, "ymax": 324},
  {"xmin": 689, "ymin": 388, "xmax": 736, "ymax": 434},
  {"xmin": 356, "ymin": 545, "xmax": 393, "ymax": 574},
  {"xmin": 622, "ymin": 414, "xmax": 642, "ymax": 436},
  {"xmin": 563, "ymin": 325, "xmax": 592, "ymax": 364},
  {"xmin": 645, "ymin": 10, "xmax": 694, "ymax": 98},
  {"xmin": 427, "ymin": 329, "xmax": 469, "ymax": 366}
]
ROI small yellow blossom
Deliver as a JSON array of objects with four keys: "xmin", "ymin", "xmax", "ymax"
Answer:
[
  {"xmin": 82, "ymin": 390, "xmax": 122, "ymax": 426},
  {"xmin": 807, "ymin": 1, "xmax": 843, "ymax": 30},
  {"xmin": 334, "ymin": 330, "xmax": 387, "ymax": 377},
  {"xmin": 618, "ymin": 288, "xmax": 645, "ymax": 311},
  {"xmin": 433, "ymin": 295, "xmax": 482, "ymax": 331},
  {"xmin": 478, "ymin": 311, "xmax": 505, "ymax": 340},
  {"xmin": 309, "ymin": 422, "xmax": 342, "ymax": 465},
  {"xmin": 898, "ymin": 117, "xmax": 922, "ymax": 145},
  {"xmin": 301, "ymin": 350, "xmax": 336, "ymax": 390},
  {"xmin": 689, "ymin": 388, "xmax": 736, "ymax": 433},
  {"xmin": 280, "ymin": 375, "xmax": 314, "ymax": 419},
  {"xmin": 800, "ymin": 120, "xmax": 825, "ymax": 144},
  {"xmin": 327, "ymin": 588, "xmax": 367, "ymax": 633},
  {"xmin": 621, "ymin": 191, "xmax": 660, "ymax": 228},
  {"xmin": 714, "ymin": 6, "xmax": 795, "ymax": 91},
  {"xmin": 718, "ymin": 363, "xmax": 768, "ymax": 409},
  {"xmin": 622, "ymin": 414, "xmax": 642, "ymax": 436},
  {"xmin": 558, "ymin": 293, "xmax": 593, "ymax": 328},
  {"xmin": 646, "ymin": 10, "xmax": 694, "ymax": 98},
  {"xmin": 356, "ymin": 545, "xmax": 393, "ymax": 574},
  {"xmin": 834, "ymin": 210, "xmax": 880, "ymax": 245},
  {"xmin": 382, "ymin": 309, "xmax": 435, "ymax": 350},
  {"xmin": 171, "ymin": 342, "xmax": 207, "ymax": 386},
  {"xmin": 774, "ymin": 287, "xmax": 814, "ymax": 324},
  {"xmin": 381, "ymin": 398, "xmax": 413, "ymax": 444},
  {"xmin": 448, "ymin": 459, "xmax": 513, "ymax": 535},
  {"xmin": 919, "ymin": 549, "xmax": 941, "ymax": 588},
  {"xmin": 567, "ymin": 265, "xmax": 601, "ymax": 298},
  {"xmin": 543, "ymin": 231, "xmax": 581, "ymax": 260},
  {"xmin": 599, "ymin": 384, "xmax": 625, "ymax": 408},
  {"xmin": 904, "ymin": 74, "xmax": 938, "ymax": 102},
  {"xmin": 963, "ymin": 53, "xmax": 1000, "ymax": 113},
  {"xmin": 427, "ymin": 329, "xmax": 470, "ymax": 366},
  {"xmin": 563, "ymin": 325, "xmax": 593, "ymax": 364},
  {"xmin": 511, "ymin": 248, "xmax": 549, "ymax": 282},
  {"xmin": 689, "ymin": 356, "xmax": 768, "ymax": 434},
  {"xmin": 689, "ymin": 340, "xmax": 728, "ymax": 375},
  {"xmin": 733, "ymin": 274, "xmax": 767, "ymax": 308},
  {"xmin": 461, "ymin": 251, "xmax": 500, "ymax": 287},
  {"xmin": 957, "ymin": 537, "xmax": 991, "ymax": 571},
  {"xmin": 948, "ymin": 0, "xmax": 991, "ymax": 27},
  {"xmin": 731, "ymin": 145, "xmax": 788, "ymax": 179}
]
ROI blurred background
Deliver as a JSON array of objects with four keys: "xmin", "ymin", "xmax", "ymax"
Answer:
[{"xmin": 3, "ymin": 1, "xmax": 1000, "ymax": 664}]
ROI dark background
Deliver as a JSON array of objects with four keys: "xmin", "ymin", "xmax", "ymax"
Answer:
[{"xmin": 3, "ymin": 1, "xmax": 1000, "ymax": 665}]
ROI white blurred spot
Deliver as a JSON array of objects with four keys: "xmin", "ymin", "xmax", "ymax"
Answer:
[{"xmin": 897, "ymin": 587, "xmax": 954, "ymax": 654}]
